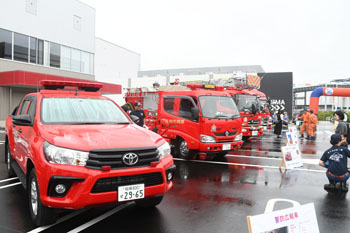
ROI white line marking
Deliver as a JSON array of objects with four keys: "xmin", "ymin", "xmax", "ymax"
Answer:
[
  {"xmin": 67, "ymin": 203, "xmax": 132, "ymax": 233},
  {"xmin": 0, "ymin": 177, "xmax": 19, "ymax": 183},
  {"xmin": 27, "ymin": 209, "xmax": 88, "ymax": 233},
  {"xmin": 173, "ymin": 158, "xmax": 324, "ymax": 173},
  {"xmin": 237, "ymin": 149, "xmax": 318, "ymax": 157},
  {"xmin": 226, "ymin": 154, "xmax": 320, "ymax": 165},
  {"xmin": 0, "ymin": 182, "xmax": 21, "ymax": 190}
]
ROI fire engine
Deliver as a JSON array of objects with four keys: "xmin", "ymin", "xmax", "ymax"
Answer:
[
  {"xmin": 5, "ymin": 80, "xmax": 175, "ymax": 226},
  {"xmin": 125, "ymin": 84, "xmax": 243, "ymax": 160}
]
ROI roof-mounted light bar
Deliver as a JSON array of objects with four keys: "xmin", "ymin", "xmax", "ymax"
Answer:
[
  {"xmin": 41, "ymin": 80, "xmax": 103, "ymax": 92},
  {"xmin": 186, "ymin": 83, "xmax": 224, "ymax": 91}
]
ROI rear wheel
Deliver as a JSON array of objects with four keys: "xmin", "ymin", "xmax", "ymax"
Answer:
[
  {"xmin": 28, "ymin": 169, "xmax": 57, "ymax": 226},
  {"xmin": 176, "ymin": 138, "xmax": 195, "ymax": 160},
  {"xmin": 135, "ymin": 195, "xmax": 163, "ymax": 208},
  {"xmin": 5, "ymin": 142, "xmax": 15, "ymax": 177}
]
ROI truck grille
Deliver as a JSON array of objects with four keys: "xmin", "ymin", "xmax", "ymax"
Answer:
[
  {"xmin": 248, "ymin": 119, "xmax": 260, "ymax": 125},
  {"xmin": 86, "ymin": 147, "xmax": 160, "ymax": 170},
  {"xmin": 91, "ymin": 172, "xmax": 163, "ymax": 193},
  {"xmin": 214, "ymin": 131, "xmax": 238, "ymax": 137}
]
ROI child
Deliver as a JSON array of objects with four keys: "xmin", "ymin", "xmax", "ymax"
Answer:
[{"xmin": 319, "ymin": 133, "xmax": 350, "ymax": 191}]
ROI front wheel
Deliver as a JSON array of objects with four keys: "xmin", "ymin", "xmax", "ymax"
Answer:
[
  {"xmin": 135, "ymin": 195, "xmax": 163, "ymax": 208},
  {"xmin": 28, "ymin": 169, "xmax": 57, "ymax": 226},
  {"xmin": 176, "ymin": 138, "xmax": 195, "ymax": 160},
  {"xmin": 5, "ymin": 142, "xmax": 15, "ymax": 177}
]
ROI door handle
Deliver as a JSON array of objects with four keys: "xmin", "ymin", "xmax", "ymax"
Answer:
[{"xmin": 18, "ymin": 129, "xmax": 22, "ymax": 133}]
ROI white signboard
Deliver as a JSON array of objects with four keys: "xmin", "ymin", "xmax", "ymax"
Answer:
[
  {"xmin": 281, "ymin": 145, "xmax": 303, "ymax": 169},
  {"xmin": 247, "ymin": 203, "xmax": 320, "ymax": 233},
  {"xmin": 286, "ymin": 127, "xmax": 299, "ymax": 146}
]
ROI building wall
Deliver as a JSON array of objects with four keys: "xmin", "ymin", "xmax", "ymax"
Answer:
[
  {"xmin": 0, "ymin": 0, "xmax": 95, "ymax": 53},
  {"xmin": 0, "ymin": 59, "xmax": 94, "ymax": 80},
  {"xmin": 95, "ymin": 38, "xmax": 140, "ymax": 105}
]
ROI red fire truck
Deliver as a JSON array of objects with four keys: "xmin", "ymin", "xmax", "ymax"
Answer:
[
  {"xmin": 125, "ymin": 84, "xmax": 243, "ymax": 160},
  {"xmin": 249, "ymin": 89, "xmax": 272, "ymax": 130},
  {"xmin": 225, "ymin": 87, "xmax": 264, "ymax": 140}
]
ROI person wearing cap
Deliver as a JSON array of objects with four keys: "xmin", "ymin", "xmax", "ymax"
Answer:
[
  {"xmin": 130, "ymin": 101, "xmax": 145, "ymax": 127},
  {"xmin": 319, "ymin": 133, "xmax": 350, "ymax": 191},
  {"xmin": 309, "ymin": 110, "xmax": 318, "ymax": 141},
  {"xmin": 298, "ymin": 109, "xmax": 310, "ymax": 139},
  {"xmin": 334, "ymin": 110, "xmax": 348, "ymax": 146}
]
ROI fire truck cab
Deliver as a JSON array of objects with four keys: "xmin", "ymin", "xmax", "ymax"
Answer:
[
  {"xmin": 225, "ymin": 87, "xmax": 264, "ymax": 140},
  {"xmin": 125, "ymin": 84, "xmax": 243, "ymax": 159},
  {"xmin": 250, "ymin": 89, "xmax": 272, "ymax": 130}
]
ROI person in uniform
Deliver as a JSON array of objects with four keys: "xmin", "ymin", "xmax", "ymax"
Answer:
[
  {"xmin": 319, "ymin": 134, "xmax": 350, "ymax": 191},
  {"xmin": 298, "ymin": 109, "xmax": 310, "ymax": 139},
  {"xmin": 130, "ymin": 101, "xmax": 145, "ymax": 127},
  {"xmin": 309, "ymin": 110, "xmax": 318, "ymax": 141}
]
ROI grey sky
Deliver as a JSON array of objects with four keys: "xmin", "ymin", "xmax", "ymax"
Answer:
[{"xmin": 81, "ymin": 0, "xmax": 350, "ymax": 84}]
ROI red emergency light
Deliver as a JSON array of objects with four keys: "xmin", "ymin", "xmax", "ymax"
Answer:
[
  {"xmin": 187, "ymin": 83, "xmax": 224, "ymax": 91},
  {"xmin": 41, "ymin": 80, "xmax": 103, "ymax": 92}
]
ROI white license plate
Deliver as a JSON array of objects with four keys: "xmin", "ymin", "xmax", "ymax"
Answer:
[
  {"xmin": 118, "ymin": 184, "xmax": 144, "ymax": 202},
  {"xmin": 222, "ymin": 144, "xmax": 231, "ymax": 150},
  {"xmin": 252, "ymin": 131, "xmax": 258, "ymax": 136}
]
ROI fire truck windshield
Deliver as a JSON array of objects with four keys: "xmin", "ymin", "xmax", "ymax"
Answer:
[
  {"xmin": 199, "ymin": 96, "xmax": 240, "ymax": 119},
  {"xmin": 41, "ymin": 98, "xmax": 131, "ymax": 124},
  {"xmin": 235, "ymin": 94, "xmax": 259, "ymax": 112},
  {"xmin": 259, "ymin": 100, "xmax": 269, "ymax": 113}
]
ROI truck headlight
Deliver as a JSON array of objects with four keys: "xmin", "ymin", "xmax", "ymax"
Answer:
[
  {"xmin": 234, "ymin": 133, "xmax": 242, "ymax": 142},
  {"xmin": 158, "ymin": 142, "xmax": 171, "ymax": 159},
  {"xmin": 200, "ymin": 134, "xmax": 216, "ymax": 143},
  {"xmin": 43, "ymin": 141, "xmax": 89, "ymax": 166}
]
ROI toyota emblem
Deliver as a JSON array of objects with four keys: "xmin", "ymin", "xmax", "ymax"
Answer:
[
  {"xmin": 122, "ymin": 153, "xmax": 139, "ymax": 166},
  {"xmin": 225, "ymin": 131, "xmax": 230, "ymax": 136}
]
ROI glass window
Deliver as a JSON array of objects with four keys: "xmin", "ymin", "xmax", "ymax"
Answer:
[
  {"xmin": 71, "ymin": 49, "xmax": 81, "ymax": 72},
  {"xmin": 19, "ymin": 100, "xmax": 30, "ymax": 115},
  {"xmin": 163, "ymin": 97, "xmax": 175, "ymax": 114},
  {"xmin": 199, "ymin": 95, "xmax": 240, "ymax": 119},
  {"xmin": 38, "ymin": 39, "xmax": 43, "ymax": 65},
  {"xmin": 41, "ymin": 98, "xmax": 130, "ymax": 124},
  {"xmin": 14, "ymin": 33, "xmax": 29, "ymax": 62},
  {"xmin": 30, "ymin": 37, "xmax": 37, "ymax": 63},
  {"xmin": 81, "ymin": 51, "xmax": 90, "ymax": 73},
  {"xmin": 61, "ymin": 46, "xmax": 71, "ymax": 70},
  {"xmin": 0, "ymin": 28, "xmax": 12, "ymax": 59},
  {"xmin": 179, "ymin": 98, "xmax": 195, "ymax": 119},
  {"xmin": 50, "ymin": 42, "xmax": 60, "ymax": 68}
]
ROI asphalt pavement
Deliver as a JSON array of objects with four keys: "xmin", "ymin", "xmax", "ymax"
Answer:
[{"xmin": 0, "ymin": 122, "xmax": 349, "ymax": 233}]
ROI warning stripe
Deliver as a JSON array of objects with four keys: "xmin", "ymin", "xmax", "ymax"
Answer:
[{"xmin": 247, "ymin": 75, "xmax": 261, "ymax": 88}]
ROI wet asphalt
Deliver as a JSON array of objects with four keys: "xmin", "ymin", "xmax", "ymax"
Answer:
[{"xmin": 0, "ymin": 121, "xmax": 349, "ymax": 233}]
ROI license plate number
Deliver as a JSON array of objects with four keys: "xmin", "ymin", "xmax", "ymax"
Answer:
[
  {"xmin": 118, "ymin": 184, "xmax": 144, "ymax": 202},
  {"xmin": 222, "ymin": 144, "xmax": 231, "ymax": 150},
  {"xmin": 252, "ymin": 131, "xmax": 258, "ymax": 136}
]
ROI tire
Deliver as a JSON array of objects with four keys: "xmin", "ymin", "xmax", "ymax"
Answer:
[
  {"xmin": 28, "ymin": 169, "xmax": 57, "ymax": 226},
  {"xmin": 176, "ymin": 138, "xmax": 195, "ymax": 160},
  {"xmin": 243, "ymin": 136, "xmax": 250, "ymax": 141},
  {"xmin": 5, "ymin": 142, "xmax": 16, "ymax": 178},
  {"xmin": 135, "ymin": 195, "xmax": 163, "ymax": 208}
]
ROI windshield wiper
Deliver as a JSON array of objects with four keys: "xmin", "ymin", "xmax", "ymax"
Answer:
[
  {"xmin": 74, "ymin": 122, "xmax": 107, "ymax": 125},
  {"xmin": 116, "ymin": 122, "xmax": 131, "ymax": 124}
]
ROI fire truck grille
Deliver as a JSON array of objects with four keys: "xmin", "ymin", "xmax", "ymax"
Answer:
[
  {"xmin": 214, "ymin": 131, "xmax": 238, "ymax": 137},
  {"xmin": 248, "ymin": 120, "xmax": 260, "ymax": 125},
  {"xmin": 91, "ymin": 172, "xmax": 163, "ymax": 193},
  {"xmin": 217, "ymin": 139, "xmax": 234, "ymax": 143},
  {"xmin": 86, "ymin": 147, "xmax": 160, "ymax": 170}
]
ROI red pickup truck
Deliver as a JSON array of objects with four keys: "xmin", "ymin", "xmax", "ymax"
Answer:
[{"xmin": 5, "ymin": 80, "xmax": 175, "ymax": 226}]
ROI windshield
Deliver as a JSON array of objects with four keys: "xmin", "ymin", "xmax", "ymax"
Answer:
[
  {"xmin": 259, "ymin": 100, "xmax": 269, "ymax": 113},
  {"xmin": 235, "ymin": 94, "xmax": 259, "ymax": 112},
  {"xmin": 199, "ymin": 96, "xmax": 240, "ymax": 119},
  {"xmin": 41, "ymin": 98, "xmax": 130, "ymax": 124}
]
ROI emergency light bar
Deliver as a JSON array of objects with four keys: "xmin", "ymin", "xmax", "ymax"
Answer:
[
  {"xmin": 41, "ymin": 80, "xmax": 102, "ymax": 92},
  {"xmin": 186, "ymin": 84, "xmax": 224, "ymax": 91}
]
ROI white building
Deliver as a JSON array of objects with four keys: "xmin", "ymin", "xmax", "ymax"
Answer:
[{"xmin": 0, "ymin": 0, "xmax": 140, "ymax": 127}]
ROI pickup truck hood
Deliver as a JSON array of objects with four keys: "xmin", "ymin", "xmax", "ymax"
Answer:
[{"xmin": 39, "ymin": 124, "xmax": 164, "ymax": 151}]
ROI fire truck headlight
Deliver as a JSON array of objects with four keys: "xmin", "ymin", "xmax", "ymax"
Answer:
[
  {"xmin": 200, "ymin": 134, "xmax": 216, "ymax": 143},
  {"xmin": 234, "ymin": 133, "xmax": 242, "ymax": 142},
  {"xmin": 158, "ymin": 142, "xmax": 171, "ymax": 159},
  {"xmin": 43, "ymin": 141, "xmax": 89, "ymax": 166}
]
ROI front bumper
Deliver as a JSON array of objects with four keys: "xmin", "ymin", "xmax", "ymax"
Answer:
[
  {"xmin": 199, "ymin": 141, "xmax": 243, "ymax": 152},
  {"xmin": 241, "ymin": 126, "xmax": 264, "ymax": 136},
  {"xmin": 37, "ymin": 155, "xmax": 175, "ymax": 209}
]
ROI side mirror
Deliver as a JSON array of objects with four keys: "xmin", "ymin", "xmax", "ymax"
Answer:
[
  {"xmin": 130, "ymin": 115, "xmax": 140, "ymax": 124},
  {"xmin": 252, "ymin": 104, "xmax": 257, "ymax": 115},
  {"xmin": 12, "ymin": 114, "xmax": 32, "ymax": 126},
  {"xmin": 191, "ymin": 107, "xmax": 199, "ymax": 119},
  {"xmin": 160, "ymin": 119, "xmax": 169, "ymax": 128}
]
